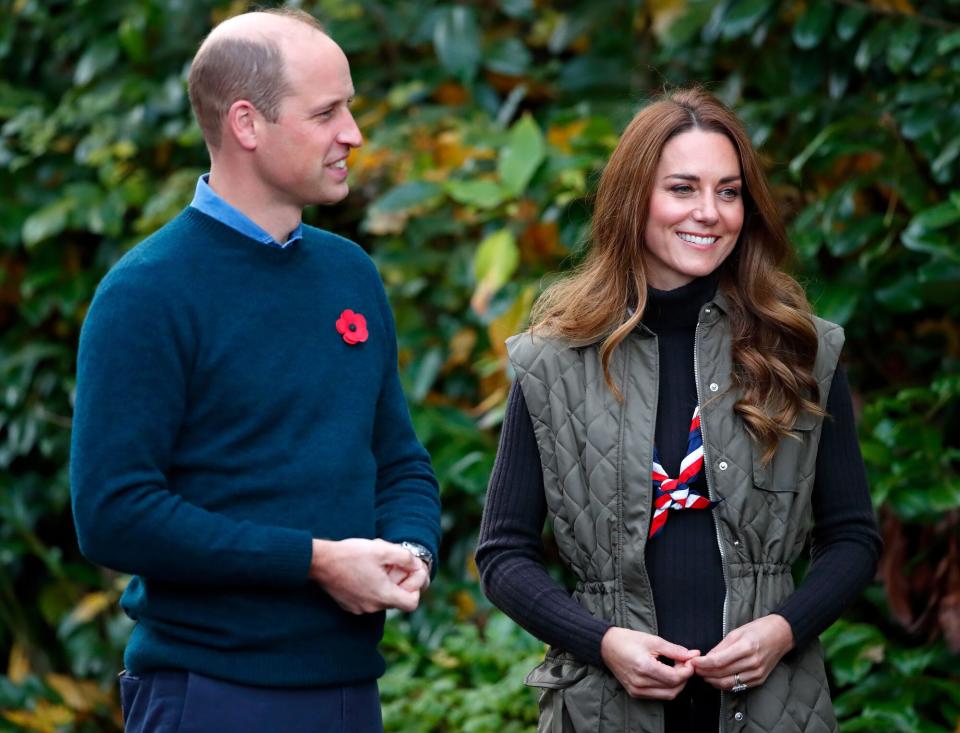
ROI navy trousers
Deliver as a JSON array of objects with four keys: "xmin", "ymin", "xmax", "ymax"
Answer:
[{"xmin": 119, "ymin": 669, "xmax": 383, "ymax": 733}]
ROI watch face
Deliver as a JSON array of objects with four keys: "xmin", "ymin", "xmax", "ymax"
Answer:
[{"xmin": 403, "ymin": 542, "xmax": 432, "ymax": 566}]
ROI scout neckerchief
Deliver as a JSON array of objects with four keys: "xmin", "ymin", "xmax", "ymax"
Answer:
[{"xmin": 648, "ymin": 406, "xmax": 719, "ymax": 539}]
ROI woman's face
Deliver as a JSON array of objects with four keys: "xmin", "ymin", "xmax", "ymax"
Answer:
[{"xmin": 642, "ymin": 129, "xmax": 744, "ymax": 290}]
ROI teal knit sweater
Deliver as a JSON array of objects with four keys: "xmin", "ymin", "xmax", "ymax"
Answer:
[{"xmin": 70, "ymin": 207, "xmax": 440, "ymax": 687}]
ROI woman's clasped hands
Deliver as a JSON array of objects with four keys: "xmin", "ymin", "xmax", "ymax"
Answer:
[{"xmin": 601, "ymin": 614, "xmax": 795, "ymax": 700}]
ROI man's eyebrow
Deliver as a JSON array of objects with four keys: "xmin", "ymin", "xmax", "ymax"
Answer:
[{"xmin": 308, "ymin": 93, "xmax": 356, "ymax": 113}]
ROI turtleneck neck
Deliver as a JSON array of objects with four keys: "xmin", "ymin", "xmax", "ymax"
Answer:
[{"xmin": 642, "ymin": 272, "xmax": 720, "ymax": 333}]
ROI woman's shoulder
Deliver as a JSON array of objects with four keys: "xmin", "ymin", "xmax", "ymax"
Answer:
[{"xmin": 506, "ymin": 331, "xmax": 584, "ymax": 370}]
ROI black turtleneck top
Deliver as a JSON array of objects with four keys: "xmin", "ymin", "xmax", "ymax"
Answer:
[{"xmin": 476, "ymin": 276, "xmax": 881, "ymax": 670}]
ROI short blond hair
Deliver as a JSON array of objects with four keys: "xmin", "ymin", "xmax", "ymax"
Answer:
[{"xmin": 187, "ymin": 7, "xmax": 325, "ymax": 148}]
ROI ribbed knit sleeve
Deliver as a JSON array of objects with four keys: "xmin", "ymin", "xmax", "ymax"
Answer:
[
  {"xmin": 774, "ymin": 365, "xmax": 882, "ymax": 648},
  {"xmin": 476, "ymin": 382, "xmax": 612, "ymax": 667}
]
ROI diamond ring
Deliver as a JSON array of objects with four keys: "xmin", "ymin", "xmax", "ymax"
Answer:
[{"xmin": 732, "ymin": 671, "xmax": 749, "ymax": 693}]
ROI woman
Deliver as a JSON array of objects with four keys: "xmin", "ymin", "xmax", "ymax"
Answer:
[{"xmin": 476, "ymin": 88, "xmax": 881, "ymax": 733}]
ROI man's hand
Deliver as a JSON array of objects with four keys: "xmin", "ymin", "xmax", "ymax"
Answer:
[
  {"xmin": 600, "ymin": 627, "xmax": 699, "ymax": 700},
  {"xmin": 386, "ymin": 558, "xmax": 430, "ymax": 592},
  {"xmin": 309, "ymin": 538, "xmax": 422, "ymax": 614},
  {"xmin": 692, "ymin": 614, "xmax": 794, "ymax": 691}
]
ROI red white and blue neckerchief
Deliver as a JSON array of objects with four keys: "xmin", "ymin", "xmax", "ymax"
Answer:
[{"xmin": 648, "ymin": 406, "xmax": 719, "ymax": 539}]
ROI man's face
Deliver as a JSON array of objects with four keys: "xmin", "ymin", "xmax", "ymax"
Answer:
[{"xmin": 253, "ymin": 33, "xmax": 363, "ymax": 208}]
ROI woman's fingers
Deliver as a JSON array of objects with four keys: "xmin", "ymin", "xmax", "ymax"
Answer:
[{"xmin": 601, "ymin": 627, "xmax": 699, "ymax": 699}]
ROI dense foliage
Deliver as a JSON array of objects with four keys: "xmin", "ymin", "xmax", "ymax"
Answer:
[{"xmin": 2, "ymin": 0, "xmax": 959, "ymax": 731}]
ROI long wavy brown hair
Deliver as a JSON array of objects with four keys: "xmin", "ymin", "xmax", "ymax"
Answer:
[{"xmin": 531, "ymin": 87, "xmax": 823, "ymax": 462}]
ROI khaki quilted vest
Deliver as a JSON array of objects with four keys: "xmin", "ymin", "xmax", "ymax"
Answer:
[{"xmin": 507, "ymin": 292, "xmax": 844, "ymax": 733}]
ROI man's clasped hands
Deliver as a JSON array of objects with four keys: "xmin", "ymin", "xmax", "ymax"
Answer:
[{"xmin": 309, "ymin": 538, "xmax": 430, "ymax": 615}]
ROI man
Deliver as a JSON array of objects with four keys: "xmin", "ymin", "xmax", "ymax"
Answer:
[{"xmin": 70, "ymin": 9, "xmax": 440, "ymax": 732}]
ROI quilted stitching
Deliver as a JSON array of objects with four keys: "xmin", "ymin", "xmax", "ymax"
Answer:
[{"xmin": 507, "ymin": 312, "xmax": 845, "ymax": 733}]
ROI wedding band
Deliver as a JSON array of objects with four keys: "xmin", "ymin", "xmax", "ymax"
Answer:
[{"xmin": 732, "ymin": 671, "xmax": 749, "ymax": 694}]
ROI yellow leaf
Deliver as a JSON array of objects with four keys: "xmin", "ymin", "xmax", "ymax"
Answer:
[
  {"xmin": 872, "ymin": 0, "xmax": 915, "ymax": 13},
  {"xmin": 3, "ymin": 700, "xmax": 74, "ymax": 733},
  {"xmin": 8, "ymin": 641, "xmax": 30, "ymax": 684},
  {"xmin": 547, "ymin": 119, "xmax": 588, "ymax": 153},
  {"xmin": 354, "ymin": 99, "xmax": 389, "ymax": 131},
  {"xmin": 348, "ymin": 146, "xmax": 392, "ymax": 182},
  {"xmin": 64, "ymin": 591, "xmax": 111, "ymax": 627},
  {"xmin": 648, "ymin": 0, "xmax": 688, "ymax": 40},
  {"xmin": 471, "ymin": 229, "xmax": 520, "ymax": 316},
  {"xmin": 45, "ymin": 674, "xmax": 111, "ymax": 712},
  {"xmin": 488, "ymin": 285, "xmax": 536, "ymax": 358},
  {"xmin": 473, "ymin": 385, "xmax": 508, "ymax": 417},
  {"xmin": 445, "ymin": 328, "xmax": 477, "ymax": 369},
  {"xmin": 430, "ymin": 649, "xmax": 460, "ymax": 670},
  {"xmin": 211, "ymin": 0, "xmax": 248, "ymax": 25},
  {"xmin": 453, "ymin": 590, "xmax": 477, "ymax": 621}
]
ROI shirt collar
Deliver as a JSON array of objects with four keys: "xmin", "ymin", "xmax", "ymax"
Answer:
[{"xmin": 189, "ymin": 173, "xmax": 303, "ymax": 249}]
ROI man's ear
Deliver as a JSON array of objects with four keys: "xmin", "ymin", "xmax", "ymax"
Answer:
[{"xmin": 224, "ymin": 100, "xmax": 259, "ymax": 151}]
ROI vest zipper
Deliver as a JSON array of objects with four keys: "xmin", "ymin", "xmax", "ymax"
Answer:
[{"xmin": 694, "ymin": 317, "xmax": 730, "ymax": 733}]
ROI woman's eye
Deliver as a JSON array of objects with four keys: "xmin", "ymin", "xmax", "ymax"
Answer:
[
  {"xmin": 719, "ymin": 188, "xmax": 740, "ymax": 200},
  {"xmin": 671, "ymin": 184, "xmax": 694, "ymax": 194}
]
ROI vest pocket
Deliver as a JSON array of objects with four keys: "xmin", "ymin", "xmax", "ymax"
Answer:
[
  {"xmin": 527, "ymin": 653, "xmax": 605, "ymax": 733},
  {"xmin": 751, "ymin": 413, "xmax": 817, "ymax": 494}
]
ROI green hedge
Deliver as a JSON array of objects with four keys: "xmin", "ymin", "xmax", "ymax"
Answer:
[{"xmin": 1, "ymin": 1, "xmax": 958, "ymax": 731}]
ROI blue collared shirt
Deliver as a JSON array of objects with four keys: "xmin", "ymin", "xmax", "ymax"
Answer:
[{"xmin": 189, "ymin": 174, "xmax": 303, "ymax": 249}]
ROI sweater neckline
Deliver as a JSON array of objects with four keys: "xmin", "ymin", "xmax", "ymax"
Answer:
[
  {"xmin": 641, "ymin": 273, "xmax": 719, "ymax": 332},
  {"xmin": 182, "ymin": 207, "xmax": 307, "ymax": 257}
]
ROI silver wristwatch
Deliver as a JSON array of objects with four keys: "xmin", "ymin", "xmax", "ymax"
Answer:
[{"xmin": 400, "ymin": 541, "xmax": 433, "ymax": 573}]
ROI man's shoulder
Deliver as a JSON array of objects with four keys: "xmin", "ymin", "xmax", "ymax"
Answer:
[
  {"xmin": 301, "ymin": 225, "xmax": 380, "ymax": 273},
  {"xmin": 96, "ymin": 210, "xmax": 198, "ymax": 298}
]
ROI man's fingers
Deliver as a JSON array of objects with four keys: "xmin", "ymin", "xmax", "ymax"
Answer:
[
  {"xmin": 378, "ymin": 541, "xmax": 420, "ymax": 571},
  {"xmin": 398, "ymin": 567, "xmax": 427, "ymax": 591},
  {"xmin": 387, "ymin": 586, "xmax": 420, "ymax": 612}
]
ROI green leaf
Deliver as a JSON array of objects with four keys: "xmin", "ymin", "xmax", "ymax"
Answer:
[
  {"xmin": 484, "ymin": 38, "xmax": 532, "ymax": 76},
  {"xmin": 720, "ymin": 0, "xmax": 776, "ymax": 40},
  {"xmin": 886, "ymin": 20, "xmax": 921, "ymax": 73},
  {"xmin": 433, "ymin": 7, "xmax": 481, "ymax": 81},
  {"xmin": 473, "ymin": 229, "xmax": 519, "ymax": 295},
  {"xmin": 118, "ymin": 11, "xmax": 148, "ymax": 63},
  {"xmin": 906, "ymin": 201, "xmax": 960, "ymax": 231},
  {"xmin": 835, "ymin": 5, "xmax": 869, "ymax": 42},
  {"xmin": 73, "ymin": 39, "xmax": 119, "ymax": 87},
  {"xmin": 410, "ymin": 347, "xmax": 444, "ymax": 403},
  {"xmin": 811, "ymin": 282, "xmax": 861, "ymax": 325},
  {"xmin": 446, "ymin": 180, "xmax": 508, "ymax": 209},
  {"xmin": 875, "ymin": 278, "xmax": 926, "ymax": 312},
  {"xmin": 370, "ymin": 182, "xmax": 443, "ymax": 214},
  {"xmin": 793, "ymin": 0, "xmax": 834, "ymax": 49},
  {"xmin": 855, "ymin": 21, "xmax": 891, "ymax": 71},
  {"xmin": 21, "ymin": 199, "xmax": 73, "ymax": 247},
  {"xmin": 498, "ymin": 0, "xmax": 534, "ymax": 18},
  {"xmin": 497, "ymin": 114, "xmax": 545, "ymax": 197},
  {"xmin": 896, "ymin": 104, "xmax": 938, "ymax": 140},
  {"xmin": 936, "ymin": 30, "xmax": 960, "ymax": 56}
]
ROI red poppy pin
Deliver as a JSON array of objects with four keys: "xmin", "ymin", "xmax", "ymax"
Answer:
[{"xmin": 336, "ymin": 309, "xmax": 368, "ymax": 345}]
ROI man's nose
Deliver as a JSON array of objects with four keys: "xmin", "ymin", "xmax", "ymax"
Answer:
[{"xmin": 339, "ymin": 110, "xmax": 363, "ymax": 148}]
